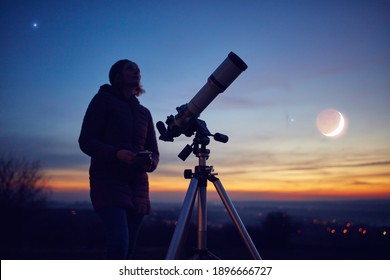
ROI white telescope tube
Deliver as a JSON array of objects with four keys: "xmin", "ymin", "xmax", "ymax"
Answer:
[{"xmin": 172, "ymin": 52, "xmax": 248, "ymax": 130}]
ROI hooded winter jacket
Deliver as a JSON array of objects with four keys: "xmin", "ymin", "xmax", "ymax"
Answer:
[{"xmin": 79, "ymin": 84, "xmax": 159, "ymax": 214}]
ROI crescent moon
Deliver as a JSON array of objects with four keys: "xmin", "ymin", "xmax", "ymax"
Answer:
[{"xmin": 323, "ymin": 112, "xmax": 345, "ymax": 137}]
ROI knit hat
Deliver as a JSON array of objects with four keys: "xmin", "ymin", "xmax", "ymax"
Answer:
[{"xmin": 109, "ymin": 59, "xmax": 132, "ymax": 85}]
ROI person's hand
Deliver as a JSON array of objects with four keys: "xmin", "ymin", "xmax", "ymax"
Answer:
[
  {"xmin": 137, "ymin": 155, "xmax": 152, "ymax": 171},
  {"xmin": 135, "ymin": 151, "xmax": 152, "ymax": 171},
  {"xmin": 116, "ymin": 150, "xmax": 152, "ymax": 171},
  {"xmin": 116, "ymin": 150, "xmax": 137, "ymax": 165}
]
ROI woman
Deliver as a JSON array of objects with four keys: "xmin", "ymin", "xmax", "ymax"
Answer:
[{"xmin": 79, "ymin": 59, "xmax": 159, "ymax": 259}]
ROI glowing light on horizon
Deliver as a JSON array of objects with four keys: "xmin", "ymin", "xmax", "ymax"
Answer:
[{"xmin": 43, "ymin": 157, "xmax": 390, "ymax": 201}]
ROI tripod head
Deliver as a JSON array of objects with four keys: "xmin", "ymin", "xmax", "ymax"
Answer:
[{"xmin": 177, "ymin": 119, "xmax": 228, "ymax": 161}]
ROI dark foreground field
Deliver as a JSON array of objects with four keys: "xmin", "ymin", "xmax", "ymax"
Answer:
[{"xmin": 1, "ymin": 200, "xmax": 389, "ymax": 260}]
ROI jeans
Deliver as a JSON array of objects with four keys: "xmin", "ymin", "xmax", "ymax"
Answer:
[{"xmin": 97, "ymin": 207, "xmax": 144, "ymax": 259}]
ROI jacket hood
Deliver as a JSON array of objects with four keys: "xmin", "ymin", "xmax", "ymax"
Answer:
[{"xmin": 98, "ymin": 84, "xmax": 140, "ymax": 104}]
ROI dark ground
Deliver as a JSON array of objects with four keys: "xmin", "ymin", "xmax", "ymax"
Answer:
[{"xmin": 1, "ymin": 200, "xmax": 389, "ymax": 260}]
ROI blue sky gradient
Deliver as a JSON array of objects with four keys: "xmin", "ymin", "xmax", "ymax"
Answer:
[{"xmin": 1, "ymin": 0, "xmax": 389, "ymax": 202}]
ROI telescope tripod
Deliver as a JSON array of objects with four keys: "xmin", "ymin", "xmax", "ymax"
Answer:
[{"xmin": 166, "ymin": 133, "xmax": 262, "ymax": 260}]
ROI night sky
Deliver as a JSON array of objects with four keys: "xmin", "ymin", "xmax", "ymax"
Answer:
[{"xmin": 1, "ymin": 0, "xmax": 389, "ymax": 202}]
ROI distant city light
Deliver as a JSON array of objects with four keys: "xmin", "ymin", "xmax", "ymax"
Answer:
[
  {"xmin": 383, "ymin": 231, "xmax": 387, "ymax": 236},
  {"xmin": 343, "ymin": 229, "xmax": 348, "ymax": 234},
  {"xmin": 331, "ymin": 229, "xmax": 336, "ymax": 234},
  {"xmin": 346, "ymin": 222, "xmax": 351, "ymax": 227}
]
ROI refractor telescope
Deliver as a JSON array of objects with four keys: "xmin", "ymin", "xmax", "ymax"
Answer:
[
  {"xmin": 156, "ymin": 52, "xmax": 248, "ymax": 142},
  {"xmin": 156, "ymin": 52, "xmax": 261, "ymax": 260}
]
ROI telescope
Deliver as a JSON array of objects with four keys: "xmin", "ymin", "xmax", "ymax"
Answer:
[
  {"xmin": 156, "ymin": 52, "xmax": 262, "ymax": 260},
  {"xmin": 156, "ymin": 52, "xmax": 248, "ymax": 142}
]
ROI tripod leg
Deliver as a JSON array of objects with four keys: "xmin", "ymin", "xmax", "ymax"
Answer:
[
  {"xmin": 166, "ymin": 177, "xmax": 198, "ymax": 260},
  {"xmin": 211, "ymin": 176, "xmax": 262, "ymax": 260},
  {"xmin": 197, "ymin": 184, "xmax": 207, "ymax": 251}
]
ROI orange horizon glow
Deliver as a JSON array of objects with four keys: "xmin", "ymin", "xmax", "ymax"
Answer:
[{"xmin": 45, "ymin": 165, "xmax": 390, "ymax": 202}]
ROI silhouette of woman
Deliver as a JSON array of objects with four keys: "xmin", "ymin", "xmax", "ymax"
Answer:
[{"xmin": 79, "ymin": 59, "xmax": 159, "ymax": 259}]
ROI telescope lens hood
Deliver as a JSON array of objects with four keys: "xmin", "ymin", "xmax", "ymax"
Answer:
[{"xmin": 228, "ymin": 52, "xmax": 248, "ymax": 71}]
